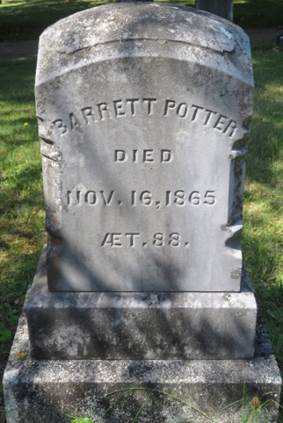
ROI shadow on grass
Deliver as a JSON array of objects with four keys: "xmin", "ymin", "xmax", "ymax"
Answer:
[
  {"xmin": 243, "ymin": 49, "xmax": 283, "ymax": 420},
  {"xmin": 243, "ymin": 49, "xmax": 283, "ymax": 286},
  {"xmin": 1, "ymin": 0, "xmax": 283, "ymax": 43},
  {"xmin": 247, "ymin": 50, "xmax": 283, "ymax": 184},
  {"xmin": 0, "ymin": 0, "xmax": 111, "ymax": 42},
  {"xmin": 233, "ymin": 0, "xmax": 283, "ymax": 29},
  {"xmin": 0, "ymin": 59, "xmax": 45, "ymax": 363}
]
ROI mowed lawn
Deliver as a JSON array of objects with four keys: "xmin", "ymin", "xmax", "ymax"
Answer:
[{"xmin": 0, "ymin": 48, "xmax": 282, "ymax": 420}]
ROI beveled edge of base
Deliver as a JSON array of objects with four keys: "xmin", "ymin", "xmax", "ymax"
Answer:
[{"xmin": 24, "ymin": 249, "xmax": 257, "ymax": 310}]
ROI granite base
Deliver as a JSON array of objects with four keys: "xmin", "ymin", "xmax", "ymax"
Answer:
[
  {"xmin": 3, "ymin": 316, "xmax": 281, "ymax": 423},
  {"xmin": 24, "ymin": 253, "xmax": 257, "ymax": 360}
]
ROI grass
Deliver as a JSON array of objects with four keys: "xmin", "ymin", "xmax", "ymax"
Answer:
[
  {"xmin": 0, "ymin": 0, "xmax": 283, "ymax": 42},
  {"xmin": 0, "ymin": 59, "xmax": 45, "ymax": 361},
  {"xmin": 233, "ymin": 0, "xmax": 283, "ymax": 29},
  {"xmin": 243, "ymin": 48, "xmax": 283, "ymax": 373},
  {"xmin": 0, "ymin": 0, "xmax": 111, "ymax": 42},
  {"xmin": 0, "ymin": 48, "xmax": 282, "ymax": 421}
]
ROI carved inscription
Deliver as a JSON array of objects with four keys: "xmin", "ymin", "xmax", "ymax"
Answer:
[
  {"xmin": 101, "ymin": 232, "xmax": 190, "ymax": 248},
  {"xmin": 46, "ymin": 97, "xmax": 238, "ymax": 138},
  {"xmin": 35, "ymin": 0, "xmax": 255, "ymax": 292},
  {"xmin": 114, "ymin": 149, "xmax": 172, "ymax": 163},
  {"xmin": 66, "ymin": 189, "xmax": 216, "ymax": 208},
  {"xmin": 49, "ymin": 83, "xmax": 231, "ymax": 262}
]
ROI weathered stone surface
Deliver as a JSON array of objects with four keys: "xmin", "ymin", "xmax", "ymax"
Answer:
[
  {"xmin": 3, "ymin": 4, "xmax": 282, "ymax": 423},
  {"xmin": 36, "ymin": 3, "xmax": 253, "ymax": 292},
  {"xmin": 3, "ymin": 315, "xmax": 281, "ymax": 423},
  {"xmin": 24, "ymin": 250, "xmax": 257, "ymax": 360}
]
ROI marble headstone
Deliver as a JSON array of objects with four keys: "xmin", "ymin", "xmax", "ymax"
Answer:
[
  {"xmin": 36, "ymin": 3, "xmax": 253, "ymax": 291},
  {"xmin": 5, "ymin": 6, "xmax": 282, "ymax": 423}
]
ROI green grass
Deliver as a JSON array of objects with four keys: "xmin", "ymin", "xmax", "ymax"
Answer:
[
  {"xmin": 243, "ymin": 49, "xmax": 283, "ymax": 373},
  {"xmin": 0, "ymin": 0, "xmax": 282, "ymax": 42},
  {"xmin": 0, "ymin": 59, "xmax": 45, "ymax": 360},
  {"xmin": 0, "ymin": 0, "xmax": 110, "ymax": 42},
  {"xmin": 0, "ymin": 49, "xmax": 282, "ymax": 421},
  {"xmin": 234, "ymin": 0, "xmax": 283, "ymax": 29}
]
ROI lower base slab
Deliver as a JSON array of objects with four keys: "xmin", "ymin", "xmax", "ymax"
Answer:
[{"xmin": 3, "ymin": 316, "xmax": 281, "ymax": 423}]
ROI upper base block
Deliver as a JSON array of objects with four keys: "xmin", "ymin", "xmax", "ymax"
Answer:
[
  {"xmin": 24, "ymin": 253, "xmax": 257, "ymax": 360},
  {"xmin": 3, "ymin": 316, "xmax": 282, "ymax": 423}
]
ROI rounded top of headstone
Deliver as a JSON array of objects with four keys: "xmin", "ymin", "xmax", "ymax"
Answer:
[{"xmin": 36, "ymin": 2, "xmax": 253, "ymax": 86}]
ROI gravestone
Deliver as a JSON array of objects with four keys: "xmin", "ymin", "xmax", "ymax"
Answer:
[
  {"xmin": 3, "ymin": 3, "xmax": 281, "ymax": 422},
  {"xmin": 38, "ymin": 4, "xmax": 242, "ymax": 293}
]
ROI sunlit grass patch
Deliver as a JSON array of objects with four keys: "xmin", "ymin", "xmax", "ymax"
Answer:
[
  {"xmin": 243, "ymin": 50, "xmax": 283, "ymax": 372},
  {"xmin": 0, "ymin": 59, "xmax": 45, "ymax": 358}
]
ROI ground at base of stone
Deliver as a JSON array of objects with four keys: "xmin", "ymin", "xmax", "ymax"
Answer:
[{"xmin": 2, "ymin": 315, "xmax": 281, "ymax": 423}]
